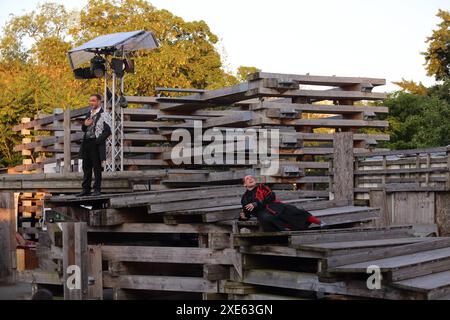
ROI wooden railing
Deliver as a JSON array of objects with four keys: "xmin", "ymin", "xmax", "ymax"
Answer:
[{"xmin": 353, "ymin": 146, "xmax": 450, "ymax": 199}]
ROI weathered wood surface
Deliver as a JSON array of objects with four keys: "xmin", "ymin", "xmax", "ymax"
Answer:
[
  {"xmin": 101, "ymin": 246, "xmax": 235, "ymax": 265},
  {"xmin": 332, "ymin": 132, "xmax": 354, "ymax": 203},
  {"xmin": 392, "ymin": 270, "xmax": 450, "ymax": 299},
  {"xmin": 103, "ymin": 274, "xmax": 219, "ymax": 293},
  {"xmin": 0, "ymin": 192, "xmax": 16, "ymax": 284},
  {"xmin": 62, "ymin": 222, "xmax": 88, "ymax": 300}
]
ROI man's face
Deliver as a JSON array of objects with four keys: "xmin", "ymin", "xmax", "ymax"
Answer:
[
  {"xmin": 244, "ymin": 175, "xmax": 256, "ymax": 188},
  {"xmin": 89, "ymin": 96, "xmax": 100, "ymax": 108}
]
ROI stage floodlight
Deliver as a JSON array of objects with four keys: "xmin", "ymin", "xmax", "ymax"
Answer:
[
  {"xmin": 124, "ymin": 57, "xmax": 135, "ymax": 74},
  {"xmin": 111, "ymin": 58, "xmax": 125, "ymax": 78},
  {"xmin": 90, "ymin": 55, "xmax": 106, "ymax": 78},
  {"xmin": 73, "ymin": 67, "xmax": 95, "ymax": 79}
]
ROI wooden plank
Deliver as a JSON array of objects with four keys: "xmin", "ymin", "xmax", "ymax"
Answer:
[
  {"xmin": 62, "ymin": 222, "xmax": 88, "ymax": 300},
  {"xmin": 309, "ymin": 206, "xmax": 375, "ymax": 217},
  {"xmin": 12, "ymin": 106, "xmax": 90, "ymax": 131},
  {"xmin": 326, "ymin": 237, "xmax": 450, "ymax": 268},
  {"xmin": 108, "ymin": 185, "xmax": 244, "ymax": 208},
  {"xmin": 435, "ymin": 192, "xmax": 450, "ymax": 236},
  {"xmin": 0, "ymin": 192, "xmax": 16, "ymax": 284},
  {"xmin": 63, "ymin": 107, "xmax": 72, "ymax": 173},
  {"xmin": 208, "ymin": 233, "xmax": 231, "ymax": 250},
  {"xmin": 356, "ymin": 147, "xmax": 447, "ymax": 158},
  {"xmin": 332, "ymin": 247, "xmax": 450, "ymax": 273},
  {"xmin": 253, "ymin": 101, "xmax": 388, "ymax": 114},
  {"xmin": 103, "ymin": 274, "xmax": 218, "ymax": 293},
  {"xmin": 333, "ymin": 132, "xmax": 354, "ymax": 203},
  {"xmin": 300, "ymin": 237, "xmax": 430, "ymax": 253},
  {"xmin": 289, "ymin": 226, "xmax": 413, "ymax": 246},
  {"xmin": 87, "ymin": 245, "xmax": 103, "ymax": 300},
  {"xmin": 89, "ymin": 208, "xmax": 136, "ymax": 227},
  {"xmin": 393, "ymin": 270, "xmax": 450, "ymax": 293},
  {"xmin": 243, "ymin": 269, "xmax": 347, "ymax": 294},
  {"xmin": 391, "ymin": 192, "xmax": 435, "ymax": 226},
  {"xmin": 203, "ymin": 264, "xmax": 229, "ymax": 281},
  {"xmin": 87, "ymin": 223, "xmax": 231, "ymax": 234},
  {"xmin": 240, "ymin": 245, "xmax": 324, "ymax": 259},
  {"xmin": 251, "ymin": 86, "xmax": 387, "ymax": 101},
  {"xmin": 247, "ymin": 72, "xmax": 386, "ymax": 87},
  {"xmin": 16, "ymin": 270, "xmax": 62, "ymax": 285}
]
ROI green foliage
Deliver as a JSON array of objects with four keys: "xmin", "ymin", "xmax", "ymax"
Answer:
[
  {"xmin": 236, "ymin": 66, "xmax": 261, "ymax": 82},
  {"xmin": 0, "ymin": 0, "xmax": 258, "ymax": 167},
  {"xmin": 424, "ymin": 9, "xmax": 450, "ymax": 81}
]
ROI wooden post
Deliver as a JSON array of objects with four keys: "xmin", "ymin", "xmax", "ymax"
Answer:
[
  {"xmin": 0, "ymin": 192, "xmax": 16, "ymax": 284},
  {"xmin": 63, "ymin": 107, "xmax": 72, "ymax": 174},
  {"xmin": 62, "ymin": 222, "xmax": 88, "ymax": 300},
  {"xmin": 446, "ymin": 147, "xmax": 450, "ymax": 190},
  {"xmin": 333, "ymin": 132, "xmax": 354, "ymax": 204},
  {"xmin": 88, "ymin": 245, "xmax": 103, "ymax": 299}
]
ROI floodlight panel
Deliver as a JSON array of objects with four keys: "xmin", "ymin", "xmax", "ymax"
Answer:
[{"xmin": 67, "ymin": 30, "xmax": 159, "ymax": 69}]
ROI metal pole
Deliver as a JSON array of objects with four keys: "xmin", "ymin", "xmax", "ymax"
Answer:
[
  {"xmin": 111, "ymin": 72, "xmax": 116, "ymax": 171},
  {"xmin": 120, "ymin": 76, "xmax": 125, "ymax": 171},
  {"xmin": 104, "ymin": 72, "xmax": 109, "ymax": 172}
]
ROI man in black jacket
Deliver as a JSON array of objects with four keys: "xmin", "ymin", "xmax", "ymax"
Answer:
[{"xmin": 76, "ymin": 94, "xmax": 112, "ymax": 197}]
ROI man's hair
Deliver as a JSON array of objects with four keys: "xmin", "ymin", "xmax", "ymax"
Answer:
[{"xmin": 90, "ymin": 94, "xmax": 102, "ymax": 101}]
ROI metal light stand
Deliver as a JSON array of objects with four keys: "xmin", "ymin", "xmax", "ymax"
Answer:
[{"xmin": 104, "ymin": 60, "xmax": 124, "ymax": 172}]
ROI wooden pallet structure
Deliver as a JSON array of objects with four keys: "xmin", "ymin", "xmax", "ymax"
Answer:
[
  {"xmin": 17, "ymin": 192, "xmax": 45, "ymax": 241},
  {"xmin": 11, "ymin": 72, "xmax": 390, "ymax": 190},
  {"xmin": 14, "ymin": 184, "xmax": 383, "ymax": 300},
  {"xmin": 232, "ymin": 226, "xmax": 450, "ymax": 300}
]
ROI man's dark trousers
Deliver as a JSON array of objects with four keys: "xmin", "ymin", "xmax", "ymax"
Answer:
[{"xmin": 81, "ymin": 138, "xmax": 102, "ymax": 193}]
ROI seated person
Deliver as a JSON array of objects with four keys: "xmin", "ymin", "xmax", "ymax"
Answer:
[{"xmin": 239, "ymin": 175, "xmax": 325, "ymax": 232}]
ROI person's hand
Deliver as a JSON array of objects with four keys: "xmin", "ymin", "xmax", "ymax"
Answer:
[
  {"xmin": 84, "ymin": 118, "xmax": 93, "ymax": 126},
  {"xmin": 245, "ymin": 203, "xmax": 255, "ymax": 211},
  {"xmin": 239, "ymin": 211, "xmax": 248, "ymax": 220}
]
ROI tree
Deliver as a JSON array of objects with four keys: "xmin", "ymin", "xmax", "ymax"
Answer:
[
  {"xmin": 392, "ymin": 79, "xmax": 427, "ymax": 95},
  {"xmin": 424, "ymin": 9, "xmax": 450, "ymax": 81},
  {"xmin": 236, "ymin": 66, "xmax": 261, "ymax": 82},
  {"xmin": 0, "ymin": 0, "xmax": 257, "ymax": 166},
  {"xmin": 381, "ymin": 88, "xmax": 450, "ymax": 150}
]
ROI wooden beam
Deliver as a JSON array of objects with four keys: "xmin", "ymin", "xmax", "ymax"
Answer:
[
  {"xmin": 88, "ymin": 245, "xmax": 103, "ymax": 300},
  {"xmin": 63, "ymin": 107, "xmax": 72, "ymax": 174},
  {"xmin": 103, "ymin": 274, "xmax": 219, "ymax": 293},
  {"xmin": 0, "ymin": 192, "xmax": 16, "ymax": 284},
  {"xmin": 62, "ymin": 222, "xmax": 88, "ymax": 300},
  {"xmin": 333, "ymin": 132, "xmax": 354, "ymax": 204},
  {"xmin": 101, "ymin": 246, "xmax": 234, "ymax": 265}
]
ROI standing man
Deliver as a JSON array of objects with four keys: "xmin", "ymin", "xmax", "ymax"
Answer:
[{"xmin": 77, "ymin": 94, "xmax": 112, "ymax": 197}]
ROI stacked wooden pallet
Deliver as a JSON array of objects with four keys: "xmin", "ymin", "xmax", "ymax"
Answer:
[
  {"xmin": 232, "ymin": 226, "xmax": 450, "ymax": 300},
  {"xmin": 16, "ymin": 185, "xmax": 381, "ymax": 300},
  {"xmin": 11, "ymin": 72, "xmax": 389, "ymax": 190}
]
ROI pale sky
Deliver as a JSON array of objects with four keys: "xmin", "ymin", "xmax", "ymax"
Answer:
[{"xmin": 0, "ymin": 0, "xmax": 448, "ymax": 92}]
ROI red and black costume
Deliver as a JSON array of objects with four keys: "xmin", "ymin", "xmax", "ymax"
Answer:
[{"xmin": 240, "ymin": 184, "xmax": 321, "ymax": 232}]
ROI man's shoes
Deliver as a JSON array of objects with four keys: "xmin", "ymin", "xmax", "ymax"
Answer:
[
  {"xmin": 91, "ymin": 190, "xmax": 102, "ymax": 196},
  {"xmin": 76, "ymin": 191, "xmax": 91, "ymax": 197}
]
